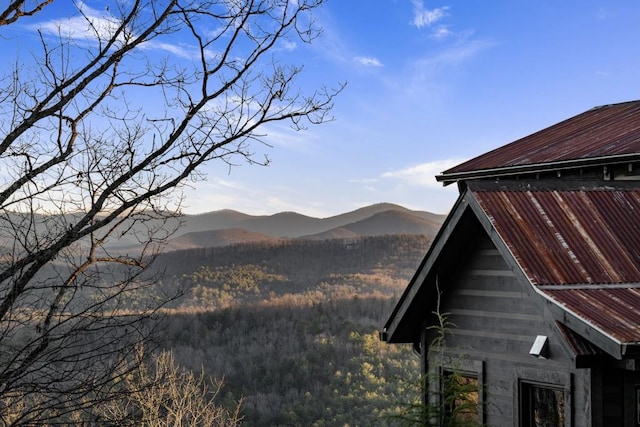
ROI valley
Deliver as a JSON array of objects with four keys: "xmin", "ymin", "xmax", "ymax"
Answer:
[{"xmin": 146, "ymin": 204, "xmax": 444, "ymax": 425}]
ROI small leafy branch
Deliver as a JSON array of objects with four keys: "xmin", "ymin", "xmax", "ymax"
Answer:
[{"xmin": 394, "ymin": 280, "xmax": 481, "ymax": 427}]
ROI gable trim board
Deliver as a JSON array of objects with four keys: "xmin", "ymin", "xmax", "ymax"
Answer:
[{"xmin": 382, "ymin": 179, "xmax": 640, "ymax": 360}]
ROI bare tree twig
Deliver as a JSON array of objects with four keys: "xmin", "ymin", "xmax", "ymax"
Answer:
[{"xmin": 0, "ymin": 0, "xmax": 341, "ymax": 424}]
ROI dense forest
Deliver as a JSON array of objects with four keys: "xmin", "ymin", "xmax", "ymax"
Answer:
[{"xmin": 151, "ymin": 235, "xmax": 433, "ymax": 426}]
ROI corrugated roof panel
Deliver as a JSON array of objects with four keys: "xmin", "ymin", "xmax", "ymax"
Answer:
[
  {"xmin": 556, "ymin": 322, "xmax": 605, "ymax": 357},
  {"xmin": 472, "ymin": 182, "xmax": 640, "ymax": 286},
  {"xmin": 444, "ymin": 101, "xmax": 640, "ymax": 176},
  {"xmin": 471, "ymin": 181, "xmax": 640, "ymax": 345},
  {"xmin": 544, "ymin": 288, "xmax": 640, "ymax": 344}
]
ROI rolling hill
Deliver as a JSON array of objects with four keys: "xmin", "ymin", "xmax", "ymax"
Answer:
[
  {"xmin": 301, "ymin": 209, "xmax": 443, "ymax": 241},
  {"xmin": 158, "ymin": 203, "xmax": 446, "ymax": 250},
  {"xmin": 172, "ymin": 202, "xmax": 443, "ymax": 237}
]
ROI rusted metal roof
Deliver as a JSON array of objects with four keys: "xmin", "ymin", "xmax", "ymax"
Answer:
[
  {"xmin": 439, "ymin": 101, "xmax": 640, "ymax": 183},
  {"xmin": 556, "ymin": 321, "xmax": 605, "ymax": 357},
  {"xmin": 470, "ymin": 180, "xmax": 640, "ymax": 344},
  {"xmin": 547, "ymin": 288, "xmax": 640, "ymax": 344},
  {"xmin": 471, "ymin": 181, "xmax": 640, "ymax": 285}
]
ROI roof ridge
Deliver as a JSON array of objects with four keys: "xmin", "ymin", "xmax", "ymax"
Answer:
[{"xmin": 590, "ymin": 99, "xmax": 640, "ymax": 111}]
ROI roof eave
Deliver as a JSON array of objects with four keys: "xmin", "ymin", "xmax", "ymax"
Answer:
[{"xmin": 436, "ymin": 153, "xmax": 640, "ymax": 185}]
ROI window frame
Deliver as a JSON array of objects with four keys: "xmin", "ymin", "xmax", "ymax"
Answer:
[
  {"xmin": 430, "ymin": 359, "xmax": 484, "ymax": 425},
  {"xmin": 516, "ymin": 368, "xmax": 572, "ymax": 427},
  {"xmin": 519, "ymin": 380, "xmax": 566, "ymax": 427},
  {"xmin": 442, "ymin": 369, "xmax": 480, "ymax": 424}
]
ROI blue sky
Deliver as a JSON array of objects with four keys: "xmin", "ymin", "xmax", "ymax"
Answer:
[
  {"xmin": 7, "ymin": 1, "xmax": 640, "ymax": 217},
  {"xmin": 185, "ymin": 0, "xmax": 640, "ymax": 217}
]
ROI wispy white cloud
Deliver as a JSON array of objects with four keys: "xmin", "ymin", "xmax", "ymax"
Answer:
[
  {"xmin": 430, "ymin": 26, "xmax": 454, "ymax": 40},
  {"xmin": 349, "ymin": 178, "xmax": 379, "ymax": 184},
  {"xmin": 381, "ymin": 158, "xmax": 464, "ymax": 188},
  {"xmin": 143, "ymin": 41, "xmax": 194, "ymax": 59},
  {"xmin": 212, "ymin": 177, "xmax": 246, "ymax": 191},
  {"xmin": 411, "ymin": 1, "xmax": 449, "ymax": 29},
  {"xmin": 280, "ymin": 40, "xmax": 297, "ymax": 51},
  {"xmin": 354, "ymin": 56, "xmax": 383, "ymax": 67},
  {"xmin": 35, "ymin": 1, "xmax": 123, "ymax": 42},
  {"xmin": 427, "ymin": 39, "xmax": 490, "ymax": 65},
  {"xmin": 261, "ymin": 122, "xmax": 321, "ymax": 151},
  {"xmin": 34, "ymin": 2, "xmax": 192, "ymax": 58},
  {"xmin": 401, "ymin": 39, "xmax": 493, "ymax": 99}
]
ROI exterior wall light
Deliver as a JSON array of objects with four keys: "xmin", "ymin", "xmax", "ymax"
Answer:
[{"xmin": 529, "ymin": 335, "xmax": 549, "ymax": 359}]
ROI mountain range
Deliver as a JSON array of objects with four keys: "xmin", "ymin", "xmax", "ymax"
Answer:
[{"xmin": 161, "ymin": 202, "xmax": 446, "ymax": 251}]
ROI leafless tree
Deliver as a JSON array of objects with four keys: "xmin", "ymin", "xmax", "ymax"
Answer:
[
  {"xmin": 88, "ymin": 348, "xmax": 243, "ymax": 426},
  {"xmin": 0, "ymin": 0, "xmax": 340, "ymax": 424}
]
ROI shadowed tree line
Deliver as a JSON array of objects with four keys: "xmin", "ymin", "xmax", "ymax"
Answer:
[
  {"xmin": 153, "ymin": 234, "xmax": 432, "ymax": 425},
  {"xmin": 163, "ymin": 292, "xmax": 421, "ymax": 426}
]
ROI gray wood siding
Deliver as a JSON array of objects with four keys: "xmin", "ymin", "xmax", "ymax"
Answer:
[{"xmin": 424, "ymin": 230, "xmax": 591, "ymax": 426}]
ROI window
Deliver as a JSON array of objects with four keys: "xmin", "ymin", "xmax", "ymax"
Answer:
[
  {"xmin": 520, "ymin": 382, "xmax": 565, "ymax": 427},
  {"xmin": 443, "ymin": 372, "xmax": 479, "ymax": 425},
  {"xmin": 430, "ymin": 361, "xmax": 483, "ymax": 425}
]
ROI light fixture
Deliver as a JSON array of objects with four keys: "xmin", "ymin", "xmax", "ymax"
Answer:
[{"xmin": 529, "ymin": 335, "xmax": 549, "ymax": 359}]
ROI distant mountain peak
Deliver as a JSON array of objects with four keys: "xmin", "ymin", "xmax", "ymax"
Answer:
[{"xmin": 156, "ymin": 203, "xmax": 446, "ymax": 250}]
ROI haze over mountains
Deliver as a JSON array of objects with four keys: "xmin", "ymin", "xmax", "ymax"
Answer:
[{"xmin": 163, "ymin": 203, "xmax": 446, "ymax": 251}]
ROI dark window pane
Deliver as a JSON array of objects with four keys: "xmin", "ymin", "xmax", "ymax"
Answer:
[
  {"xmin": 522, "ymin": 383, "xmax": 565, "ymax": 427},
  {"xmin": 444, "ymin": 373, "xmax": 479, "ymax": 425}
]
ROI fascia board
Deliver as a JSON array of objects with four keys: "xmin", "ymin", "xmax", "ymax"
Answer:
[{"xmin": 436, "ymin": 153, "xmax": 640, "ymax": 185}]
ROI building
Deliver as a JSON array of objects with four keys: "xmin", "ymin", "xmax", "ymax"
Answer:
[{"xmin": 380, "ymin": 101, "xmax": 640, "ymax": 426}]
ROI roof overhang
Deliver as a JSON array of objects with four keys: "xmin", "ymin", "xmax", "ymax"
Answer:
[{"xmin": 436, "ymin": 153, "xmax": 640, "ymax": 186}]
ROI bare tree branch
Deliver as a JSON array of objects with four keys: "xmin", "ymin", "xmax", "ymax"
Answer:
[
  {"xmin": 0, "ymin": 0, "xmax": 342, "ymax": 424},
  {"xmin": 0, "ymin": 0, "xmax": 53, "ymax": 26}
]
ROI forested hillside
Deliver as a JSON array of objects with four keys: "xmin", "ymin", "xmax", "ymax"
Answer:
[{"xmin": 153, "ymin": 234, "xmax": 433, "ymax": 426}]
